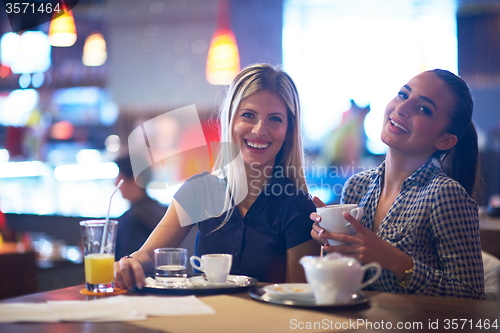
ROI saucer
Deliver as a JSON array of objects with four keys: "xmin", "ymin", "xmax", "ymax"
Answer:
[
  {"xmin": 138, "ymin": 274, "xmax": 258, "ymax": 295},
  {"xmin": 262, "ymin": 283, "xmax": 314, "ymax": 301},
  {"xmin": 189, "ymin": 275, "xmax": 252, "ymax": 287},
  {"xmin": 249, "ymin": 285, "xmax": 369, "ymax": 308}
]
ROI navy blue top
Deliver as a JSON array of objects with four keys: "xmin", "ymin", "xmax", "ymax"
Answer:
[{"xmin": 174, "ymin": 171, "xmax": 316, "ymax": 283}]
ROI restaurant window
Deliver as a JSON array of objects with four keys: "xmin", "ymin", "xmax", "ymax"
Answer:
[
  {"xmin": 0, "ymin": 1, "xmax": 128, "ymax": 218},
  {"xmin": 283, "ymin": 0, "xmax": 458, "ymax": 155},
  {"xmin": 0, "ymin": 84, "xmax": 125, "ymax": 217}
]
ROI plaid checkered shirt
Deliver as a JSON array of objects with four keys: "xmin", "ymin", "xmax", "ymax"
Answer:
[{"xmin": 341, "ymin": 159, "xmax": 485, "ymax": 299}]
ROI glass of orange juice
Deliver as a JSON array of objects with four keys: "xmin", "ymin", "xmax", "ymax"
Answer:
[{"xmin": 79, "ymin": 220, "xmax": 118, "ymax": 293}]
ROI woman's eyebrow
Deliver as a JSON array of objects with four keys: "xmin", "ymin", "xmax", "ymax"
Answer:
[
  {"xmin": 420, "ymin": 96, "xmax": 437, "ymax": 111},
  {"xmin": 403, "ymin": 84, "xmax": 437, "ymax": 111}
]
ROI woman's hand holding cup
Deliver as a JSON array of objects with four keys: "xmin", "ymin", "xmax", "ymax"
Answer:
[{"xmin": 312, "ymin": 204, "xmax": 363, "ymax": 246}]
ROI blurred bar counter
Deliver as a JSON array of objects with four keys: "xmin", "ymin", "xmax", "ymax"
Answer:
[
  {"xmin": 0, "ymin": 241, "xmax": 84, "ymax": 300},
  {"xmin": 0, "ymin": 242, "xmax": 37, "ymax": 300},
  {"xmin": 1, "ymin": 213, "xmax": 86, "ymax": 299}
]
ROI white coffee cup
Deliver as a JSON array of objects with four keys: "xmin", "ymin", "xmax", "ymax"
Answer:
[
  {"xmin": 300, "ymin": 253, "xmax": 382, "ymax": 305},
  {"xmin": 189, "ymin": 253, "xmax": 233, "ymax": 283},
  {"xmin": 316, "ymin": 204, "xmax": 364, "ymax": 245}
]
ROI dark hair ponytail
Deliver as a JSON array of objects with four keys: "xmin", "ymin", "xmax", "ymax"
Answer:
[
  {"xmin": 430, "ymin": 69, "xmax": 479, "ymax": 198},
  {"xmin": 441, "ymin": 122, "xmax": 479, "ymax": 197}
]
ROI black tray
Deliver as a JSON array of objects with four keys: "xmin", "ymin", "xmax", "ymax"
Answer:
[{"xmin": 135, "ymin": 275, "xmax": 258, "ymax": 296}]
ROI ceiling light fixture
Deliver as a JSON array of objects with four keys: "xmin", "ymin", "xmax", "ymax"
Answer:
[
  {"xmin": 206, "ymin": 0, "xmax": 240, "ymax": 85},
  {"xmin": 82, "ymin": 32, "xmax": 107, "ymax": 66},
  {"xmin": 48, "ymin": 1, "xmax": 77, "ymax": 47}
]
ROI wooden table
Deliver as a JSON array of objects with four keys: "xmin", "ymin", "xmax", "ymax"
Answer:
[{"xmin": 1, "ymin": 284, "xmax": 499, "ymax": 333}]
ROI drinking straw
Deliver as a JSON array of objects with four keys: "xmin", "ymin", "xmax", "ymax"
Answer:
[{"xmin": 100, "ymin": 179, "xmax": 124, "ymax": 254}]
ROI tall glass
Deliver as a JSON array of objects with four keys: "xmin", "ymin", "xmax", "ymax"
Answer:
[{"xmin": 80, "ymin": 220, "xmax": 118, "ymax": 293}]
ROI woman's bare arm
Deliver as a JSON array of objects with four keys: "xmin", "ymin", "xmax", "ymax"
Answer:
[{"xmin": 114, "ymin": 200, "xmax": 193, "ymax": 290}]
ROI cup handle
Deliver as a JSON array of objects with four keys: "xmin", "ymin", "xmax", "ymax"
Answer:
[
  {"xmin": 359, "ymin": 262, "xmax": 382, "ymax": 289},
  {"xmin": 189, "ymin": 256, "xmax": 203, "ymax": 271},
  {"xmin": 345, "ymin": 207, "xmax": 363, "ymax": 235},
  {"xmin": 350, "ymin": 207, "xmax": 364, "ymax": 221}
]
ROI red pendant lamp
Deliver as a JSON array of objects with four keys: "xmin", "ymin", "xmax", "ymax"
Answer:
[{"xmin": 206, "ymin": 0, "xmax": 240, "ymax": 85}]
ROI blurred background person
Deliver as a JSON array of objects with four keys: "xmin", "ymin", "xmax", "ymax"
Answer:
[
  {"xmin": 318, "ymin": 99, "xmax": 370, "ymax": 168},
  {"xmin": 114, "ymin": 154, "xmax": 167, "ymax": 260}
]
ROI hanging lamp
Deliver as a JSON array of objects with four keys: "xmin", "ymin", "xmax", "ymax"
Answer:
[
  {"xmin": 206, "ymin": 0, "xmax": 240, "ymax": 85},
  {"xmin": 48, "ymin": 1, "xmax": 77, "ymax": 47},
  {"xmin": 82, "ymin": 32, "xmax": 107, "ymax": 66}
]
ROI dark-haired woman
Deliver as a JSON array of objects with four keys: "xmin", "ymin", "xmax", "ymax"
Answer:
[{"xmin": 312, "ymin": 69, "xmax": 484, "ymax": 299}]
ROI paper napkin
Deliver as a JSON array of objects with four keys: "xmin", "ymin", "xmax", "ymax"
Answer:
[{"xmin": 0, "ymin": 295, "xmax": 215, "ymax": 323}]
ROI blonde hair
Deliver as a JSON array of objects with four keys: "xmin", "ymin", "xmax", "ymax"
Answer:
[{"xmin": 211, "ymin": 63, "xmax": 308, "ymax": 229}]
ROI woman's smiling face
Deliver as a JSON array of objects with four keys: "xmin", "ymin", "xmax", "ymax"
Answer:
[
  {"xmin": 381, "ymin": 71, "xmax": 458, "ymax": 158},
  {"xmin": 232, "ymin": 90, "xmax": 289, "ymax": 172}
]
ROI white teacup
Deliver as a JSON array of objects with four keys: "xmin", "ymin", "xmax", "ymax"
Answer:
[
  {"xmin": 300, "ymin": 253, "xmax": 382, "ymax": 305},
  {"xmin": 317, "ymin": 204, "xmax": 364, "ymax": 245},
  {"xmin": 190, "ymin": 254, "xmax": 232, "ymax": 283}
]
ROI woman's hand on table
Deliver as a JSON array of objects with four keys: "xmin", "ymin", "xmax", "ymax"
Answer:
[
  {"xmin": 310, "ymin": 211, "xmax": 412, "ymax": 274},
  {"xmin": 114, "ymin": 256, "xmax": 146, "ymax": 290}
]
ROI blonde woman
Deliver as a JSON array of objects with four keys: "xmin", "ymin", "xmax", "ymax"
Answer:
[{"xmin": 115, "ymin": 64, "xmax": 320, "ymax": 289}]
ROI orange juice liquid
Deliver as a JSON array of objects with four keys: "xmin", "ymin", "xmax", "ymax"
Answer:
[{"xmin": 84, "ymin": 254, "xmax": 114, "ymax": 284}]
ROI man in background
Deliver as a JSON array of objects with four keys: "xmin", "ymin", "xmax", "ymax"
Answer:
[{"xmin": 114, "ymin": 154, "xmax": 167, "ymax": 259}]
